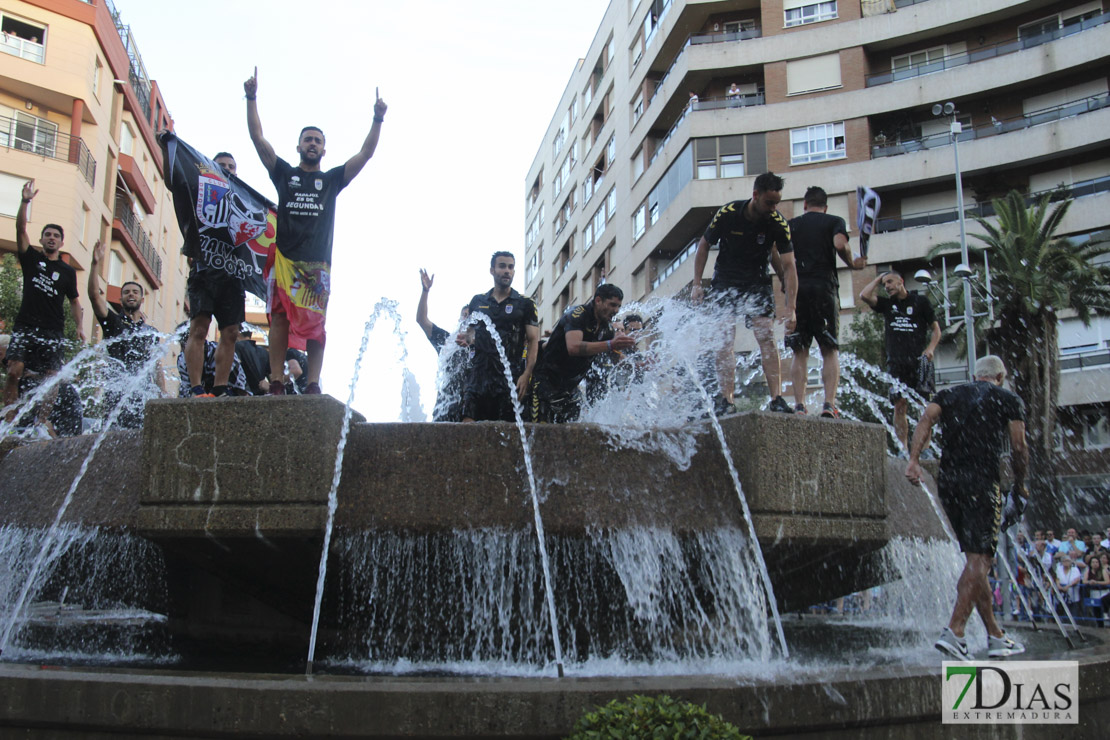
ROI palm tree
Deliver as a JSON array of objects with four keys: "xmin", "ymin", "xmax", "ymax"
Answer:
[{"xmin": 928, "ymin": 191, "xmax": 1110, "ymax": 527}]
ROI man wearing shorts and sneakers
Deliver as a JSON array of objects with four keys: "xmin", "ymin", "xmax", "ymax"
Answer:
[
  {"xmin": 691, "ymin": 172, "xmax": 798, "ymax": 415},
  {"xmin": 4, "ymin": 182, "xmax": 85, "ymax": 419},
  {"xmin": 860, "ymin": 270, "xmax": 940, "ymax": 450},
  {"xmin": 905, "ymin": 355, "xmax": 1028, "ymax": 660},
  {"xmin": 786, "ymin": 186, "xmax": 866, "ymax": 417}
]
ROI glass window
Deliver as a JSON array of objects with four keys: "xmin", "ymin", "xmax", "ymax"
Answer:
[
  {"xmin": 606, "ymin": 188, "xmax": 616, "ymax": 220},
  {"xmin": 632, "ymin": 90, "xmax": 644, "ymax": 122},
  {"xmin": 790, "ymin": 122, "xmax": 846, "ymax": 165},
  {"xmin": 632, "ymin": 146, "xmax": 644, "ymax": 182},
  {"xmin": 594, "ymin": 206, "xmax": 606, "ymax": 236},
  {"xmin": 891, "ymin": 46, "xmax": 946, "ymax": 73},
  {"xmin": 697, "ymin": 159, "xmax": 717, "ymax": 179},
  {"xmin": 720, "ymin": 153, "xmax": 744, "ymax": 178},
  {"xmin": 583, "ymin": 221, "xmax": 594, "ymax": 251},
  {"xmin": 632, "ymin": 205, "xmax": 646, "ymax": 240},
  {"xmin": 784, "ymin": 1, "xmax": 837, "ymax": 28},
  {"xmin": 4, "ymin": 111, "xmax": 58, "ymax": 157},
  {"xmin": 1, "ymin": 13, "xmax": 47, "ymax": 64}
]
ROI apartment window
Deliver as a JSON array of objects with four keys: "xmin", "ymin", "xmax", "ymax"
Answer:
[
  {"xmin": 569, "ymin": 98, "xmax": 578, "ymax": 124},
  {"xmin": 632, "ymin": 204, "xmax": 647, "ymax": 240},
  {"xmin": 630, "ymin": 30, "xmax": 644, "ymax": 68},
  {"xmin": 526, "ymin": 252, "xmax": 540, "ymax": 284},
  {"xmin": 1084, "ymin": 411, "xmax": 1110, "ymax": 450},
  {"xmin": 1018, "ymin": 16, "xmax": 1060, "ymax": 41},
  {"xmin": 632, "ymin": 146, "xmax": 645, "ymax": 182},
  {"xmin": 553, "ymin": 111, "xmax": 569, "ymax": 158},
  {"xmin": 583, "ymin": 80, "xmax": 593, "ymax": 109},
  {"xmin": 583, "ymin": 221, "xmax": 594, "ymax": 252},
  {"xmin": 723, "ymin": 20, "xmax": 757, "ymax": 34},
  {"xmin": 694, "ymin": 136, "xmax": 745, "ymax": 179},
  {"xmin": 1, "ymin": 13, "xmax": 46, "ymax": 64},
  {"xmin": 92, "ymin": 57, "xmax": 103, "ymax": 99},
  {"xmin": 632, "ymin": 90, "xmax": 644, "ymax": 123},
  {"xmin": 0, "ymin": 172, "xmax": 31, "ymax": 218},
  {"xmin": 108, "ymin": 250, "xmax": 125, "ymax": 286},
  {"xmin": 783, "ymin": 0, "xmax": 837, "ymax": 28},
  {"xmin": 1, "ymin": 111, "xmax": 58, "ymax": 157},
  {"xmin": 606, "ymin": 137, "xmax": 616, "ymax": 166},
  {"xmin": 892, "ymin": 46, "xmax": 946, "ymax": 73},
  {"xmin": 527, "ymin": 171, "xmax": 543, "ymax": 210},
  {"xmin": 606, "ymin": 189, "xmax": 617, "ymax": 221},
  {"xmin": 593, "ymin": 205, "xmax": 606, "ymax": 238},
  {"xmin": 786, "ymin": 53, "xmax": 842, "ymax": 95},
  {"xmin": 604, "ymin": 36, "xmax": 616, "ymax": 70},
  {"xmin": 790, "ymin": 122, "xmax": 846, "ymax": 164}
]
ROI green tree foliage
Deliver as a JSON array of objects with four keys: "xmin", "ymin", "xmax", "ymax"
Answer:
[
  {"xmin": 928, "ymin": 191, "xmax": 1110, "ymax": 527},
  {"xmin": 566, "ymin": 694, "xmax": 751, "ymax": 740},
  {"xmin": 0, "ymin": 253, "xmax": 20, "ymax": 331}
]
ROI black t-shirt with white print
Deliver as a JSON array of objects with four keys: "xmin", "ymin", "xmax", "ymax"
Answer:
[
  {"xmin": 268, "ymin": 158, "xmax": 347, "ymax": 263},
  {"xmin": 15, "ymin": 247, "xmax": 79, "ymax": 331}
]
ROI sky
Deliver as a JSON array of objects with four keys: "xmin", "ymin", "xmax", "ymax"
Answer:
[{"xmin": 114, "ymin": 0, "xmax": 610, "ymax": 418}]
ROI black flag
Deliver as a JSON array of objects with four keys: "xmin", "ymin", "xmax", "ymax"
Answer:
[{"xmin": 160, "ymin": 132, "xmax": 275, "ymax": 300}]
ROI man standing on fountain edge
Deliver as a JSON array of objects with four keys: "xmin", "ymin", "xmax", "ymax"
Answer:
[
  {"xmin": 245, "ymin": 67, "xmax": 386, "ymax": 395},
  {"xmin": 905, "ymin": 355, "xmax": 1028, "ymax": 660},
  {"xmin": 690, "ymin": 172, "xmax": 797, "ymax": 416}
]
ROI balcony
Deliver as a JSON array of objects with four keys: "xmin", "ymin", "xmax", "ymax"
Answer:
[
  {"xmin": 112, "ymin": 196, "xmax": 162, "ymax": 285},
  {"xmin": 104, "ymin": 0, "xmax": 153, "ymax": 120},
  {"xmin": 650, "ymin": 27, "xmax": 763, "ymax": 109},
  {"xmin": 876, "ymin": 175, "xmax": 1110, "ymax": 235},
  {"xmin": 872, "ymin": 93, "xmax": 1110, "ymax": 160},
  {"xmin": 0, "ymin": 32, "xmax": 44, "ymax": 64},
  {"xmin": 938, "ymin": 347, "xmax": 1110, "ymax": 391},
  {"xmin": 0, "ymin": 114, "xmax": 96, "ymax": 186},
  {"xmin": 866, "ymin": 12, "xmax": 1110, "ymax": 88}
]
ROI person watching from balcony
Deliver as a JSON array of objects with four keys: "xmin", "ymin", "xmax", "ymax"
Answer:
[
  {"xmin": 245, "ymin": 67, "xmax": 387, "ymax": 396},
  {"xmin": 691, "ymin": 171, "xmax": 797, "ymax": 416},
  {"xmin": 727, "ymin": 83, "xmax": 742, "ymax": 100},
  {"xmin": 88, "ymin": 239, "xmax": 164, "ymax": 427},
  {"xmin": 859, "ymin": 269, "xmax": 940, "ymax": 452},
  {"xmin": 785, "ymin": 185, "xmax": 866, "ymax": 417},
  {"xmin": 181, "ymin": 152, "xmax": 243, "ymax": 399},
  {"xmin": 3, "ymin": 181, "xmax": 85, "ymax": 429},
  {"xmin": 415, "ymin": 269, "xmax": 469, "ymax": 422},
  {"xmin": 529, "ymin": 283, "xmax": 635, "ymax": 423},
  {"xmin": 906, "ymin": 354, "xmax": 1028, "ymax": 660}
]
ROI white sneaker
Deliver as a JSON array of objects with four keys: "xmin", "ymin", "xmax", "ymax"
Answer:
[
  {"xmin": 988, "ymin": 633, "xmax": 1025, "ymax": 658},
  {"xmin": 935, "ymin": 627, "xmax": 972, "ymax": 661}
]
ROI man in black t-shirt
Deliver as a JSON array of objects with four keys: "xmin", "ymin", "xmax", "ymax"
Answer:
[
  {"xmin": 860, "ymin": 270, "xmax": 940, "ymax": 451},
  {"xmin": 786, "ymin": 186, "xmax": 867, "ymax": 417},
  {"xmin": 691, "ymin": 172, "xmax": 798, "ymax": 416},
  {"xmin": 906, "ymin": 355, "xmax": 1028, "ymax": 660},
  {"xmin": 4, "ymin": 182, "xmax": 85, "ymax": 422},
  {"xmin": 531, "ymin": 284, "xmax": 636, "ymax": 423},
  {"xmin": 245, "ymin": 68, "xmax": 387, "ymax": 397},
  {"xmin": 461, "ymin": 252, "xmax": 540, "ymax": 422},
  {"xmin": 88, "ymin": 239, "xmax": 163, "ymax": 428},
  {"xmin": 416, "ymin": 269, "xmax": 469, "ymax": 422},
  {"xmin": 235, "ymin": 325, "xmax": 271, "ymax": 396}
]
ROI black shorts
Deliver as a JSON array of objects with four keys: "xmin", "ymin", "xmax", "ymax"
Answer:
[
  {"xmin": 887, "ymin": 357, "xmax": 930, "ymax": 401},
  {"xmin": 787, "ymin": 280, "xmax": 839, "ymax": 351},
  {"xmin": 6, "ymin": 325, "xmax": 66, "ymax": 373},
  {"xmin": 709, "ymin": 281, "xmax": 775, "ymax": 328},
  {"xmin": 938, "ymin": 477, "xmax": 1003, "ymax": 555},
  {"xmin": 187, "ymin": 269, "xmax": 245, "ymax": 330},
  {"xmin": 530, "ymin": 377, "xmax": 580, "ymax": 424},
  {"xmin": 464, "ymin": 389, "xmax": 516, "ymax": 422}
]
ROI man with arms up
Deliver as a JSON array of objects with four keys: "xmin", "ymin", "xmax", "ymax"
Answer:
[
  {"xmin": 906, "ymin": 355, "xmax": 1028, "ymax": 660},
  {"xmin": 786, "ymin": 186, "xmax": 866, "ymax": 417},
  {"xmin": 416, "ymin": 268, "xmax": 468, "ymax": 422},
  {"xmin": 4, "ymin": 182, "xmax": 85, "ymax": 420},
  {"xmin": 691, "ymin": 172, "xmax": 797, "ymax": 415},
  {"xmin": 245, "ymin": 68, "xmax": 386, "ymax": 395},
  {"xmin": 530, "ymin": 284, "xmax": 635, "ymax": 423},
  {"xmin": 88, "ymin": 239, "xmax": 163, "ymax": 427},
  {"xmin": 860, "ymin": 270, "xmax": 941, "ymax": 451},
  {"xmin": 183, "ymin": 151, "xmax": 243, "ymax": 399},
  {"xmin": 462, "ymin": 251, "xmax": 539, "ymax": 422}
]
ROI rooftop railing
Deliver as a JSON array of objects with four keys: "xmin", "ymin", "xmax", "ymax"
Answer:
[
  {"xmin": 866, "ymin": 12, "xmax": 1109, "ymax": 87},
  {"xmin": 104, "ymin": 0, "xmax": 153, "ymax": 121},
  {"xmin": 871, "ymin": 92, "xmax": 1109, "ymax": 160}
]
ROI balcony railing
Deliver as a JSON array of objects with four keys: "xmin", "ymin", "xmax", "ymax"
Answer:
[
  {"xmin": 650, "ymin": 27, "xmax": 764, "ymax": 108},
  {"xmin": 691, "ymin": 93, "xmax": 765, "ymax": 111},
  {"xmin": 866, "ymin": 12, "xmax": 1109, "ymax": 87},
  {"xmin": 875, "ymin": 175, "xmax": 1110, "ymax": 235},
  {"xmin": 104, "ymin": 0, "xmax": 153, "ymax": 121},
  {"xmin": 0, "ymin": 114, "xmax": 97, "ymax": 186},
  {"xmin": 651, "ymin": 238, "xmax": 700, "ymax": 291},
  {"xmin": 114, "ymin": 197, "xmax": 163, "ymax": 280},
  {"xmin": 0, "ymin": 33, "xmax": 45, "ymax": 64},
  {"xmin": 938, "ymin": 347, "xmax": 1110, "ymax": 387},
  {"xmin": 872, "ymin": 92, "xmax": 1110, "ymax": 160}
]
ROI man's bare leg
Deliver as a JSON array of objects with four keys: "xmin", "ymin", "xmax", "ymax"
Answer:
[
  {"xmin": 305, "ymin": 338, "xmax": 324, "ymax": 386},
  {"xmin": 213, "ymin": 324, "xmax": 239, "ymax": 389},
  {"xmin": 948, "ymin": 553, "xmax": 1004, "ymax": 638},
  {"xmin": 268, "ymin": 312, "xmax": 290, "ymax": 383},
  {"xmin": 185, "ymin": 315, "xmax": 212, "ymax": 390},
  {"xmin": 791, "ymin": 344, "xmax": 810, "ymax": 407},
  {"xmin": 820, "ymin": 345, "xmax": 839, "ymax": 407},
  {"xmin": 3, "ymin": 359, "xmax": 23, "ymax": 416},
  {"xmin": 752, "ymin": 317, "xmax": 780, "ymax": 399},
  {"xmin": 716, "ymin": 324, "xmax": 738, "ymax": 402},
  {"xmin": 894, "ymin": 397, "xmax": 909, "ymax": 451}
]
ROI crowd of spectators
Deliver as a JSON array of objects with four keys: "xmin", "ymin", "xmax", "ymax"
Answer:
[{"xmin": 1003, "ymin": 526, "xmax": 1110, "ymax": 626}]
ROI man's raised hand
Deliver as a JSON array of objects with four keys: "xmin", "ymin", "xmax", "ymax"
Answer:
[
  {"xmin": 374, "ymin": 87, "xmax": 388, "ymax": 120},
  {"xmin": 21, "ymin": 181, "xmax": 37, "ymax": 202},
  {"xmin": 244, "ymin": 67, "xmax": 258, "ymax": 99},
  {"xmin": 90, "ymin": 239, "xmax": 105, "ymax": 265},
  {"xmin": 420, "ymin": 268, "xmax": 434, "ymax": 292}
]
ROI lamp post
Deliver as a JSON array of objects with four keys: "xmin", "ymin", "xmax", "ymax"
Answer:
[{"xmin": 932, "ymin": 101, "xmax": 977, "ymax": 377}]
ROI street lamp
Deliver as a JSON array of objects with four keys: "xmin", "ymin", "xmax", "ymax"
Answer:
[{"xmin": 932, "ymin": 101, "xmax": 977, "ymax": 377}]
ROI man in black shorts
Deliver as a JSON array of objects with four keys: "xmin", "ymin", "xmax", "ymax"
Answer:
[
  {"xmin": 530, "ymin": 284, "xmax": 636, "ymax": 423},
  {"xmin": 461, "ymin": 251, "xmax": 539, "ymax": 422},
  {"xmin": 416, "ymin": 269, "xmax": 469, "ymax": 422},
  {"xmin": 906, "ymin": 355, "xmax": 1028, "ymax": 660},
  {"xmin": 860, "ymin": 270, "xmax": 940, "ymax": 450},
  {"xmin": 184, "ymin": 152, "xmax": 243, "ymax": 398},
  {"xmin": 88, "ymin": 239, "xmax": 163, "ymax": 427},
  {"xmin": 786, "ymin": 186, "xmax": 866, "ymax": 417},
  {"xmin": 691, "ymin": 172, "xmax": 797, "ymax": 415},
  {"xmin": 4, "ymin": 181, "xmax": 85, "ymax": 422}
]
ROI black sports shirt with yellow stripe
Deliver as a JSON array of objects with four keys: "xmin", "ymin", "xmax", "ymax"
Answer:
[{"xmin": 703, "ymin": 199, "xmax": 792, "ymax": 286}]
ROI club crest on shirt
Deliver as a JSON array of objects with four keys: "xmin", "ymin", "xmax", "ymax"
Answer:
[
  {"xmin": 314, "ymin": 178, "xmax": 323, "ymax": 191},
  {"xmin": 757, "ymin": 233, "xmax": 766, "ymax": 245},
  {"xmin": 505, "ymin": 304, "xmax": 514, "ymax": 314},
  {"xmin": 289, "ymin": 175, "xmax": 301, "ymax": 189},
  {"xmin": 907, "ymin": 306, "xmax": 914, "ymax": 315}
]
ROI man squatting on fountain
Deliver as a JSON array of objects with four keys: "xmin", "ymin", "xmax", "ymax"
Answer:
[
  {"xmin": 460, "ymin": 252, "xmax": 539, "ymax": 422},
  {"xmin": 905, "ymin": 355, "xmax": 1028, "ymax": 660},
  {"xmin": 529, "ymin": 283, "xmax": 636, "ymax": 423},
  {"xmin": 4, "ymin": 182, "xmax": 85, "ymax": 426},
  {"xmin": 690, "ymin": 172, "xmax": 798, "ymax": 416},
  {"xmin": 245, "ymin": 67, "xmax": 387, "ymax": 395}
]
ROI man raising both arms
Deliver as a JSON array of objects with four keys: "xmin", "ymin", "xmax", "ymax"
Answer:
[
  {"xmin": 4, "ymin": 182, "xmax": 85, "ymax": 421},
  {"xmin": 245, "ymin": 67, "xmax": 387, "ymax": 394},
  {"xmin": 691, "ymin": 172, "xmax": 797, "ymax": 415}
]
